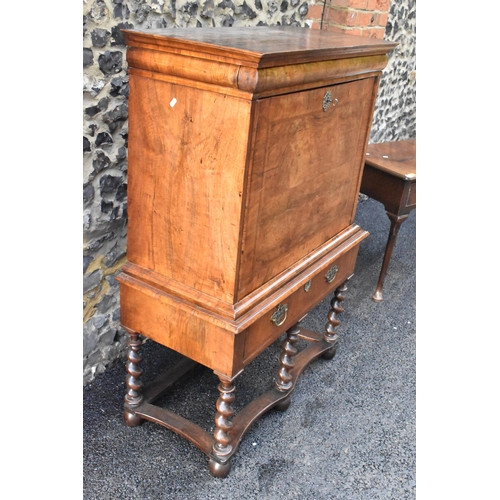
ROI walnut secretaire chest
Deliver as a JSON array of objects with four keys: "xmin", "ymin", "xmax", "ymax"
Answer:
[{"xmin": 118, "ymin": 26, "xmax": 396, "ymax": 477}]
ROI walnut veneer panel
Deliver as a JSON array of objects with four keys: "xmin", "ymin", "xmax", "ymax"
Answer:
[
  {"xmin": 125, "ymin": 26, "xmax": 396, "ymax": 67},
  {"xmin": 127, "ymin": 75, "xmax": 251, "ymax": 303},
  {"xmin": 237, "ymin": 78, "xmax": 376, "ymax": 298},
  {"xmin": 118, "ymin": 27, "xmax": 398, "ymax": 476},
  {"xmin": 240, "ymin": 244, "xmax": 360, "ymax": 366}
]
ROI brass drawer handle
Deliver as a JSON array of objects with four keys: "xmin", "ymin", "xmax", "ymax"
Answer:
[
  {"xmin": 271, "ymin": 303, "xmax": 288, "ymax": 327},
  {"xmin": 304, "ymin": 280, "xmax": 312, "ymax": 292},
  {"xmin": 325, "ymin": 265, "xmax": 339, "ymax": 284}
]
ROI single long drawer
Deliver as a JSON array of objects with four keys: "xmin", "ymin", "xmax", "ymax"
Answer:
[{"xmin": 238, "ymin": 243, "xmax": 360, "ymax": 369}]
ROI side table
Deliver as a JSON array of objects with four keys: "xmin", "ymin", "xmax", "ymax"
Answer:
[{"xmin": 359, "ymin": 139, "xmax": 416, "ymax": 302}]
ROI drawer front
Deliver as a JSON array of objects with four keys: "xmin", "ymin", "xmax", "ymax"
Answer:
[
  {"xmin": 237, "ymin": 77, "xmax": 377, "ymax": 300},
  {"xmin": 239, "ymin": 244, "xmax": 360, "ymax": 367}
]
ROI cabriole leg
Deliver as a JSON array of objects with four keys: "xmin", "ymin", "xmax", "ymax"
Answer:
[{"xmin": 373, "ymin": 212, "xmax": 408, "ymax": 302}]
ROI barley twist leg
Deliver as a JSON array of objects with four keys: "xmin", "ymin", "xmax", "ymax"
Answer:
[{"xmin": 322, "ymin": 282, "xmax": 347, "ymax": 360}]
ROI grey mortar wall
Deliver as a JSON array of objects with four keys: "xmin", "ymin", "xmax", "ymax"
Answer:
[{"xmin": 83, "ymin": 0, "xmax": 416, "ymax": 385}]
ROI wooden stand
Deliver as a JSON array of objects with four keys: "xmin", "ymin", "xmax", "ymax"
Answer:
[
  {"xmin": 123, "ymin": 284, "xmax": 347, "ymax": 478},
  {"xmin": 117, "ymin": 27, "xmax": 396, "ymax": 476}
]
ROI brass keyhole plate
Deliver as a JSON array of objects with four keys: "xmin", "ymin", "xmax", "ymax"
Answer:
[{"xmin": 322, "ymin": 91, "xmax": 333, "ymax": 112}]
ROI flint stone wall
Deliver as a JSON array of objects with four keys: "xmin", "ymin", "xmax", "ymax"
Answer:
[
  {"xmin": 370, "ymin": 0, "xmax": 416, "ymax": 143},
  {"xmin": 83, "ymin": 0, "xmax": 416, "ymax": 385}
]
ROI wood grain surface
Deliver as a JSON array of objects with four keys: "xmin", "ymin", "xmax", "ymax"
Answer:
[
  {"xmin": 365, "ymin": 139, "xmax": 416, "ymax": 179},
  {"xmin": 123, "ymin": 27, "xmax": 397, "ymax": 68},
  {"xmin": 119, "ymin": 26, "xmax": 394, "ymax": 374},
  {"xmin": 237, "ymin": 77, "xmax": 377, "ymax": 298},
  {"xmin": 126, "ymin": 75, "xmax": 251, "ymax": 303}
]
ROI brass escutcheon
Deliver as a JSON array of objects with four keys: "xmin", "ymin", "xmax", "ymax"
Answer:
[
  {"xmin": 322, "ymin": 91, "xmax": 333, "ymax": 112},
  {"xmin": 304, "ymin": 280, "xmax": 312, "ymax": 292},
  {"xmin": 271, "ymin": 303, "xmax": 288, "ymax": 327},
  {"xmin": 325, "ymin": 265, "xmax": 339, "ymax": 284}
]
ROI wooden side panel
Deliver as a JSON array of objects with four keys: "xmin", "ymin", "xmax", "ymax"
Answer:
[
  {"xmin": 237, "ymin": 78, "xmax": 376, "ymax": 299},
  {"xmin": 407, "ymin": 182, "xmax": 416, "ymax": 208},
  {"xmin": 119, "ymin": 275, "xmax": 239, "ymax": 377},
  {"xmin": 360, "ymin": 165, "xmax": 416, "ymax": 215},
  {"xmin": 360, "ymin": 164, "xmax": 402, "ymax": 210},
  {"xmin": 127, "ymin": 75, "xmax": 251, "ymax": 303}
]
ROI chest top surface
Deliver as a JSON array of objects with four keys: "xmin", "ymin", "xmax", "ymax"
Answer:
[{"xmin": 123, "ymin": 26, "xmax": 396, "ymax": 67}]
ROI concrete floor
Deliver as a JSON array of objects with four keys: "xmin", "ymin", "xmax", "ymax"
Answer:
[{"xmin": 83, "ymin": 196, "xmax": 416, "ymax": 499}]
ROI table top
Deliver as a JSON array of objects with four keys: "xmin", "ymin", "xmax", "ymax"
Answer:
[{"xmin": 365, "ymin": 139, "xmax": 416, "ymax": 180}]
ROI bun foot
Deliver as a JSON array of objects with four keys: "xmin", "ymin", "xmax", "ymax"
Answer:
[
  {"xmin": 274, "ymin": 395, "xmax": 291, "ymax": 412},
  {"xmin": 124, "ymin": 409, "xmax": 143, "ymax": 427},
  {"xmin": 321, "ymin": 345, "xmax": 337, "ymax": 360},
  {"xmin": 208, "ymin": 458, "xmax": 232, "ymax": 478}
]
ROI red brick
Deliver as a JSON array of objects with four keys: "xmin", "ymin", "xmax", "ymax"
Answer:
[
  {"xmin": 361, "ymin": 11, "xmax": 373, "ymax": 25},
  {"xmin": 366, "ymin": 0, "xmax": 377, "ymax": 10},
  {"xmin": 366, "ymin": 27, "xmax": 385, "ymax": 39},
  {"xmin": 332, "ymin": 0, "xmax": 350, "ymax": 7},
  {"xmin": 375, "ymin": 0, "xmax": 390, "ymax": 11},
  {"xmin": 346, "ymin": 10, "xmax": 372, "ymax": 27},
  {"xmin": 307, "ymin": 4, "xmax": 326, "ymax": 20},
  {"xmin": 344, "ymin": 10, "xmax": 357, "ymax": 26},
  {"xmin": 330, "ymin": 8, "xmax": 348, "ymax": 24},
  {"xmin": 375, "ymin": 12, "xmax": 388, "ymax": 27},
  {"xmin": 310, "ymin": 21, "xmax": 322, "ymax": 30},
  {"xmin": 349, "ymin": 0, "xmax": 367, "ymax": 9}
]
